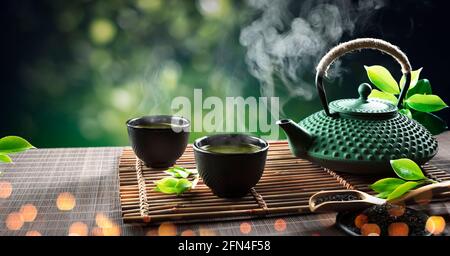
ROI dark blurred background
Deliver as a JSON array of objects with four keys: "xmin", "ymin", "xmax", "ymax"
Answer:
[{"xmin": 2, "ymin": 0, "xmax": 449, "ymax": 148}]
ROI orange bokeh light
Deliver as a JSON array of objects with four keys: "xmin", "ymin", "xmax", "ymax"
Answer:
[
  {"xmin": 239, "ymin": 222, "xmax": 252, "ymax": 234},
  {"xmin": 26, "ymin": 230, "xmax": 42, "ymax": 236},
  {"xmin": 425, "ymin": 216, "xmax": 446, "ymax": 235},
  {"xmin": 388, "ymin": 222, "xmax": 409, "ymax": 236},
  {"xmin": 387, "ymin": 203, "xmax": 405, "ymax": 217},
  {"xmin": 56, "ymin": 192, "xmax": 76, "ymax": 211},
  {"xmin": 69, "ymin": 222, "xmax": 88, "ymax": 236},
  {"xmin": 20, "ymin": 204, "xmax": 38, "ymax": 222},
  {"xmin": 414, "ymin": 190, "xmax": 433, "ymax": 205},
  {"xmin": 95, "ymin": 212, "xmax": 113, "ymax": 228},
  {"xmin": 145, "ymin": 228, "xmax": 159, "ymax": 236},
  {"xmin": 274, "ymin": 218, "xmax": 287, "ymax": 232},
  {"xmin": 0, "ymin": 181, "xmax": 12, "ymax": 199},
  {"xmin": 102, "ymin": 224, "xmax": 121, "ymax": 236},
  {"xmin": 199, "ymin": 227, "xmax": 216, "ymax": 236},
  {"xmin": 181, "ymin": 229, "xmax": 196, "ymax": 236},
  {"xmin": 361, "ymin": 223, "xmax": 381, "ymax": 236},
  {"xmin": 158, "ymin": 222, "xmax": 177, "ymax": 236},
  {"xmin": 91, "ymin": 227, "xmax": 104, "ymax": 236},
  {"xmin": 354, "ymin": 214, "xmax": 368, "ymax": 229},
  {"xmin": 6, "ymin": 212, "xmax": 24, "ymax": 231}
]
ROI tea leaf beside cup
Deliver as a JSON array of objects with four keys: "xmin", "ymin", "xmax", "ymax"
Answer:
[
  {"xmin": 154, "ymin": 177, "xmax": 192, "ymax": 195},
  {"xmin": 164, "ymin": 166, "xmax": 197, "ymax": 178},
  {"xmin": 0, "ymin": 136, "xmax": 35, "ymax": 163},
  {"xmin": 154, "ymin": 166, "xmax": 199, "ymax": 195}
]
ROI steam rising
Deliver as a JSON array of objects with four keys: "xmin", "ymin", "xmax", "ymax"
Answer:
[{"xmin": 240, "ymin": 0, "xmax": 386, "ymax": 109}]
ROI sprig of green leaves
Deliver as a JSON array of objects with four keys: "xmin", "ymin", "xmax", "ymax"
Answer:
[
  {"xmin": 365, "ymin": 65, "xmax": 448, "ymax": 135},
  {"xmin": 370, "ymin": 158, "xmax": 435, "ymax": 201},
  {"xmin": 0, "ymin": 136, "xmax": 35, "ymax": 163},
  {"xmin": 164, "ymin": 166, "xmax": 198, "ymax": 178},
  {"xmin": 154, "ymin": 166, "xmax": 199, "ymax": 195}
]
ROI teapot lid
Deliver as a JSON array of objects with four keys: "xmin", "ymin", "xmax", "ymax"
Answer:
[{"xmin": 329, "ymin": 83, "xmax": 398, "ymax": 118}]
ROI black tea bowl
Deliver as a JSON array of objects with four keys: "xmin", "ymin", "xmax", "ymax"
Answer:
[
  {"xmin": 126, "ymin": 115, "xmax": 190, "ymax": 168},
  {"xmin": 193, "ymin": 134, "xmax": 269, "ymax": 198}
]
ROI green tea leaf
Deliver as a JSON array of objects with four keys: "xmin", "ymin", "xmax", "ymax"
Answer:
[
  {"xmin": 154, "ymin": 177, "xmax": 180, "ymax": 194},
  {"xmin": 370, "ymin": 178, "xmax": 406, "ymax": 193},
  {"xmin": 368, "ymin": 89, "xmax": 398, "ymax": 104},
  {"xmin": 165, "ymin": 168, "xmax": 189, "ymax": 178},
  {"xmin": 400, "ymin": 68, "xmax": 422, "ymax": 89},
  {"xmin": 175, "ymin": 179, "xmax": 192, "ymax": 190},
  {"xmin": 365, "ymin": 65, "xmax": 400, "ymax": 94},
  {"xmin": 387, "ymin": 181, "xmax": 420, "ymax": 201},
  {"xmin": 405, "ymin": 94, "xmax": 448, "ymax": 112},
  {"xmin": 165, "ymin": 166, "xmax": 197, "ymax": 178},
  {"xmin": 0, "ymin": 154, "xmax": 12, "ymax": 163},
  {"xmin": 390, "ymin": 158, "xmax": 426, "ymax": 181},
  {"xmin": 154, "ymin": 177, "xmax": 192, "ymax": 195},
  {"xmin": 376, "ymin": 191, "xmax": 391, "ymax": 199},
  {"xmin": 0, "ymin": 136, "xmax": 35, "ymax": 154},
  {"xmin": 399, "ymin": 108, "xmax": 412, "ymax": 119},
  {"xmin": 412, "ymin": 111, "xmax": 448, "ymax": 135},
  {"xmin": 406, "ymin": 79, "xmax": 432, "ymax": 99}
]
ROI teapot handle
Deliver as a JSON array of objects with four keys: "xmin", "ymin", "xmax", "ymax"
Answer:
[{"xmin": 315, "ymin": 38, "xmax": 412, "ymax": 116}]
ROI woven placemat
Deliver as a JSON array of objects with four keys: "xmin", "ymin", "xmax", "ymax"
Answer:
[{"xmin": 118, "ymin": 141, "xmax": 450, "ymax": 224}]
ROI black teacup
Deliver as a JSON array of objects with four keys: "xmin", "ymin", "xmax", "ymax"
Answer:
[
  {"xmin": 193, "ymin": 134, "xmax": 268, "ymax": 198},
  {"xmin": 126, "ymin": 115, "xmax": 190, "ymax": 168}
]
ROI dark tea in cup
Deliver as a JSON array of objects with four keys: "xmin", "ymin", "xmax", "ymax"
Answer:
[{"xmin": 126, "ymin": 115, "xmax": 189, "ymax": 168}]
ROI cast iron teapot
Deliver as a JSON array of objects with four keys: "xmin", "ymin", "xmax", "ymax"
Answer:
[{"xmin": 277, "ymin": 38, "xmax": 438, "ymax": 174}]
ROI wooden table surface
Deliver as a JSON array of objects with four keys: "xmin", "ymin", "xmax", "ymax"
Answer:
[{"xmin": 0, "ymin": 132, "xmax": 449, "ymax": 236}]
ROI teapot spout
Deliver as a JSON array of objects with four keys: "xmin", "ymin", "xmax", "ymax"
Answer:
[{"xmin": 277, "ymin": 119, "xmax": 314, "ymax": 157}]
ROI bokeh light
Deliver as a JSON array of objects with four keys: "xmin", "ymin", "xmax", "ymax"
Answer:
[
  {"xmin": 239, "ymin": 222, "xmax": 252, "ymax": 234},
  {"xmin": 137, "ymin": 0, "xmax": 162, "ymax": 12},
  {"xmin": 181, "ymin": 229, "xmax": 196, "ymax": 236},
  {"xmin": 197, "ymin": 0, "xmax": 230, "ymax": 18},
  {"xmin": 56, "ymin": 192, "xmax": 76, "ymax": 211},
  {"xmin": 95, "ymin": 212, "xmax": 113, "ymax": 228},
  {"xmin": 361, "ymin": 224, "xmax": 381, "ymax": 236},
  {"xmin": 102, "ymin": 223, "xmax": 121, "ymax": 236},
  {"xmin": 388, "ymin": 222, "xmax": 409, "ymax": 236},
  {"xmin": 89, "ymin": 19, "xmax": 117, "ymax": 45},
  {"xmin": 354, "ymin": 214, "xmax": 368, "ymax": 229},
  {"xmin": 413, "ymin": 190, "xmax": 433, "ymax": 205},
  {"xmin": 274, "ymin": 218, "xmax": 287, "ymax": 232},
  {"xmin": 198, "ymin": 227, "xmax": 216, "ymax": 236},
  {"xmin": 26, "ymin": 230, "xmax": 42, "ymax": 236},
  {"xmin": 91, "ymin": 227, "xmax": 104, "ymax": 236},
  {"xmin": 20, "ymin": 204, "xmax": 38, "ymax": 222},
  {"xmin": 158, "ymin": 222, "xmax": 177, "ymax": 236},
  {"xmin": 387, "ymin": 203, "xmax": 405, "ymax": 217},
  {"xmin": 69, "ymin": 222, "xmax": 89, "ymax": 236},
  {"xmin": 6, "ymin": 212, "xmax": 24, "ymax": 231},
  {"xmin": 145, "ymin": 228, "xmax": 159, "ymax": 236},
  {"xmin": 0, "ymin": 181, "xmax": 12, "ymax": 199},
  {"xmin": 425, "ymin": 216, "xmax": 446, "ymax": 235}
]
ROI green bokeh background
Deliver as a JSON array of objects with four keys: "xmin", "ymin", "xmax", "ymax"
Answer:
[{"xmin": 2, "ymin": 0, "xmax": 449, "ymax": 148}]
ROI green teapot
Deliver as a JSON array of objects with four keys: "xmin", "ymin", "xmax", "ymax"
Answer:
[{"xmin": 277, "ymin": 38, "xmax": 438, "ymax": 174}]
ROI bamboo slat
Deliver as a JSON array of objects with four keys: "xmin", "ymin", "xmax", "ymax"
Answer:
[{"xmin": 118, "ymin": 141, "xmax": 450, "ymax": 224}]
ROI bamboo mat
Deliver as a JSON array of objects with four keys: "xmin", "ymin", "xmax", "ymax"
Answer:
[{"xmin": 119, "ymin": 141, "xmax": 450, "ymax": 225}]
